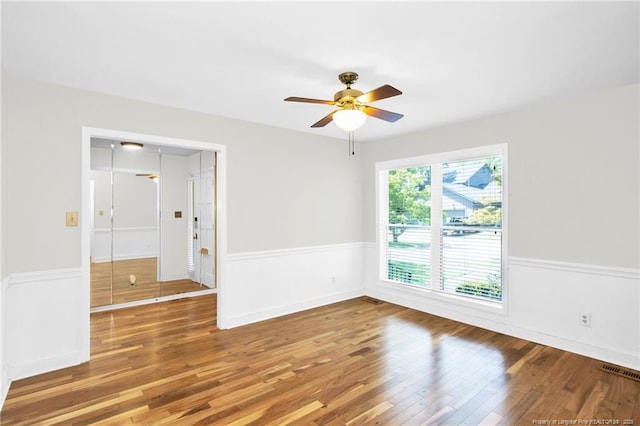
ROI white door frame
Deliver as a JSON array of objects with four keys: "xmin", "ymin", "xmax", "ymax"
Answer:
[{"xmin": 80, "ymin": 127, "xmax": 229, "ymax": 361}]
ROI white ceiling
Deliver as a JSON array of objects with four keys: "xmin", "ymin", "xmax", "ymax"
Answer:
[{"xmin": 2, "ymin": 1, "xmax": 638, "ymax": 141}]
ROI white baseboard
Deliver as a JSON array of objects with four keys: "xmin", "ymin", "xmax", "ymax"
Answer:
[
  {"xmin": 90, "ymin": 288, "xmax": 216, "ymax": 313},
  {"xmin": 225, "ymin": 289, "xmax": 365, "ymax": 329},
  {"xmin": 0, "ymin": 376, "xmax": 8, "ymax": 414},
  {"xmin": 365, "ymin": 245, "xmax": 640, "ymax": 370},
  {"xmin": 160, "ymin": 273, "xmax": 191, "ymax": 282},
  {"xmin": 8, "ymin": 350, "xmax": 86, "ymax": 382},
  {"xmin": 92, "ymin": 252, "xmax": 158, "ymax": 263},
  {"xmin": 224, "ymin": 243, "xmax": 366, "ymax": 329}
]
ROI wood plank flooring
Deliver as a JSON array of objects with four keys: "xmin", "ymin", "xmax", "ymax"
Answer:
[
  {"xmin": 91, "ymin": 258, "xmax": 206, "ymax": 307},
  {"xmin": 2, "ymin": 295, "xmax": 639, "ymax": 425}
]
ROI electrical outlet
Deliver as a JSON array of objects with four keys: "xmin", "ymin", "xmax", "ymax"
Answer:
[{"xmin": 580, "ymin": 313, "xmax": 591, "ymax": 327}]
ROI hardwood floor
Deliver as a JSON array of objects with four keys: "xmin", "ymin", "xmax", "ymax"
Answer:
[
  {"xmin": 2, "ymin": 295, "xmax": 638, "ymax": 425},
  {"xmin": 91, "ymin": 258, "xmax": 206, "ymax": 307}
]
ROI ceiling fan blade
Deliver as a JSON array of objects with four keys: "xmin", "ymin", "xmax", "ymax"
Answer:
[
  {"xmin": 357, "ymin": 85, "xmax": 403, "ymax": 103},
  {"xmin": 310, "ymin": 111, "xmax": 336, "ymax": 128},
  {"xmin": 284, "ymin": 96, "xmax": 335, "ymax": 105},
  {"xmin": 362, "ymin": 106, "xmax": 404, "ymax": 123}
]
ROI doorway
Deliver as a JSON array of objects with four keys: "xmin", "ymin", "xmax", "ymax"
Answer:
[
  {"xmin": 81, "ymin": 128, "xmax": 226, "ymax": 337},
  {"xmin": 89, "ymin": 140, "xmax": 220, "ymax": 308}
]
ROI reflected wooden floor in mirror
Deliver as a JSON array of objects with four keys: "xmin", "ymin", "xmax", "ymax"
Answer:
[
  {"xmin": 2, "ymin": 295, "xmax": 639, "ymax": 425},
  {"xmin": 91, "ymin": 257, "xmax": 206, "ymax": 307}
]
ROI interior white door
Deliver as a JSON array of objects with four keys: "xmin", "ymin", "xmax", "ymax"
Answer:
[
  {"xmin": 188, "ymin": 169, "xmax": 215, "ymax": 288},
  {"xmin": 198, "ymin": 170, "xmax": 215, "ymax": 288}
]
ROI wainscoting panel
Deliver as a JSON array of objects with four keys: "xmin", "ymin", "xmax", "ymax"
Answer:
[
  {"xmin": 4, "ymin": 268, "xmax": 87, "ymax": 381},
  {"xmin": 92, "ymin": 227, "xmax": 159, "ymax": 263},
  {"xmin": 507, "ymin": 257, "xmax": 639, "ymax": 370},
  {"xmin": 224, "ymin": 243, "xmax": 366, "ymax": 328},
  {"xmin": 365, "ymin": 242, "xmax": 639, "ymax": 370}
]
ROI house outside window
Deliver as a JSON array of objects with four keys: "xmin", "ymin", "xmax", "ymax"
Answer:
[{"xmin": 377, "ymin": 144, "xmax": 507, "ymax": 306}]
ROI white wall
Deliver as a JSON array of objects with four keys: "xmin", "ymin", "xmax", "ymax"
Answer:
[
  {"xmin": 0, "ymin": 3, "xmax": 8, "ymax": 402},
  {"xmin": 160, "ymin": 154, "xmax": 190, "ymax": 281},
  {"xmin": 225, "ymin": 243, "xmax": 365, "ymax": 328},
  {"xmin": 91, "ymin": 149, "xmax": 192, "ymax": 277},
  {"xmin": 90, "ymin": 168, "xmax": 159, "ymax": 263},
  {"xmin": 2, "ymin": 69, "xmax": 637, "ymax": 392},
  {"xmin": 362, "ymin": 84, "xmax": 640, "ymax": 269},
  {"xmin": 2, "ymin": 73, "xmax": 363, "ymax": 382},
  {"xmin": 112, "ymin": 172, "xmax": 158, "ymax": 229},
  {"xmin": 4, "ymin": 74, "xmax": 363, "ymax": 274},
  {"xmin": 362, "ymin": 84, "xmax": 640, "ymax": 370}
]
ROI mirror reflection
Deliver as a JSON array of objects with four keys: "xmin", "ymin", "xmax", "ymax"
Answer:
[{"xmin": 89, "ymin": 138, "xmax": 216, "ymax": 308}]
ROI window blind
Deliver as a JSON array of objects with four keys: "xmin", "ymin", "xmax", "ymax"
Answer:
[
  {"xmin": 440, "ymin": 157, "xmax": 503, "ymax": 301},
  {"xmin": 385, "ymin": 166, "xmax": 432, "ymax": 286},
  {"xmin": 381, "ymin": 152, "xmax": 504, "ymax": 304}
]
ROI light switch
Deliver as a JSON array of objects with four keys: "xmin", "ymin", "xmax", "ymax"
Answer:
[
  {"xmin": 98, "ymin": 210, "xmax": 104, "ymax": 216},
  {"xmin": 66, "ymin": 211, "xmax": 78, "ymax": 227}
]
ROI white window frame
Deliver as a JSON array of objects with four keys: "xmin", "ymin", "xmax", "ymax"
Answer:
[{"xmin": 376, "ymin": 143, "xmax": 508, "ymax": 315}]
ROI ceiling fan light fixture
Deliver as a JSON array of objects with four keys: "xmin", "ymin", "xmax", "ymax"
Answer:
[
  {"xmin": 333, "ymin": 109, "xmax": 367, "ymax": 132},
  {"xmin": 120, "ymin": 141, "xmax": 144, "ymax": 150}
]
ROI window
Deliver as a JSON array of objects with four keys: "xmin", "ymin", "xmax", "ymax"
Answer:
[{"xmin": 378, "ymin": 144, "xmax": 506, "ymax": 305}]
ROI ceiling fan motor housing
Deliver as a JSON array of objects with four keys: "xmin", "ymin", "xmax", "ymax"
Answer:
[{"xmin": 334, "ymin": 88, "xmax": 364, "ymax": 108}]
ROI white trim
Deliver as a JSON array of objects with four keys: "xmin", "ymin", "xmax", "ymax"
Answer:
[
  {"xmin": 82, "ymin": 127, "xmax": 228, "ymax": 332},
  {"xmin": 159, "ymin": 273, "xmax": 191, "ymax": 282},
  {"xmin": 227, "ymin": 242, "xmax": 366, "ymax": 262},
  {"xmin": 375, "ymin": 143, "xmax": 508, "ymax": 313},
  {"xmin": 94, "ymin": 227, "xmax": 159, "ymax": 233},
  {"xmin": 225, "ymin": 289, "xmax": 365, "ymax": 329},
  {"xmin": 9, "ymin": 351, "xmax": 86, "ymax": 382},
  {"xmin": 374, "ymin": 277, "xmax": 506, "ymax": 316},
  {"xmin": 509, "ymin": 256, "xmax": 640, "ymax": 279},
  {"xmin": 375, "ymin": 143, "xmax": 508, "ymax": 172},
  {"xmin": 90, "ymin": 288, "xmax": 217, "ymax": 313},
  {"xmin": 92, "ymin": 253, "xmax": 158, "ymax": 263},
  {"xmin": 0, "ymin": 276, "xmax": 9, "ymax": 410},
  {"xmin": 7, "ymin": 268, "xmax": 81, "ymax": 285}
]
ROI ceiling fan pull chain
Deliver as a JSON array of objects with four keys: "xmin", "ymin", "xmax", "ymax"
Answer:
[
  {"xmin": 352, "ymin": 132, "xmax": 355, "ymax": 157},
  {"xmin": 348, "ymin": 132, "xmax": 355, "ymax": 159}
]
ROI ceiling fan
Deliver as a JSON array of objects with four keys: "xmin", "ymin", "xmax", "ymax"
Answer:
[{"xmin": 284, "ymin": 72, "xmax": 404, "ymax": 132}]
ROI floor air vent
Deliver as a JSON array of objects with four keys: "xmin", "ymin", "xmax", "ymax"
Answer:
[
  {"xmin": 598, "ymin": 363, "xmax": 640, "ymax": 382},
  {"xmin": 361, "ymin": 297, "xmax": 383, "ymax": 305}
]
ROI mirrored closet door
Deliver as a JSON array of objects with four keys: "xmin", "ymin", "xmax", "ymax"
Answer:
[{"xmin": 89, "ymin": 139, "xmax": 216, "ymax": 308}]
